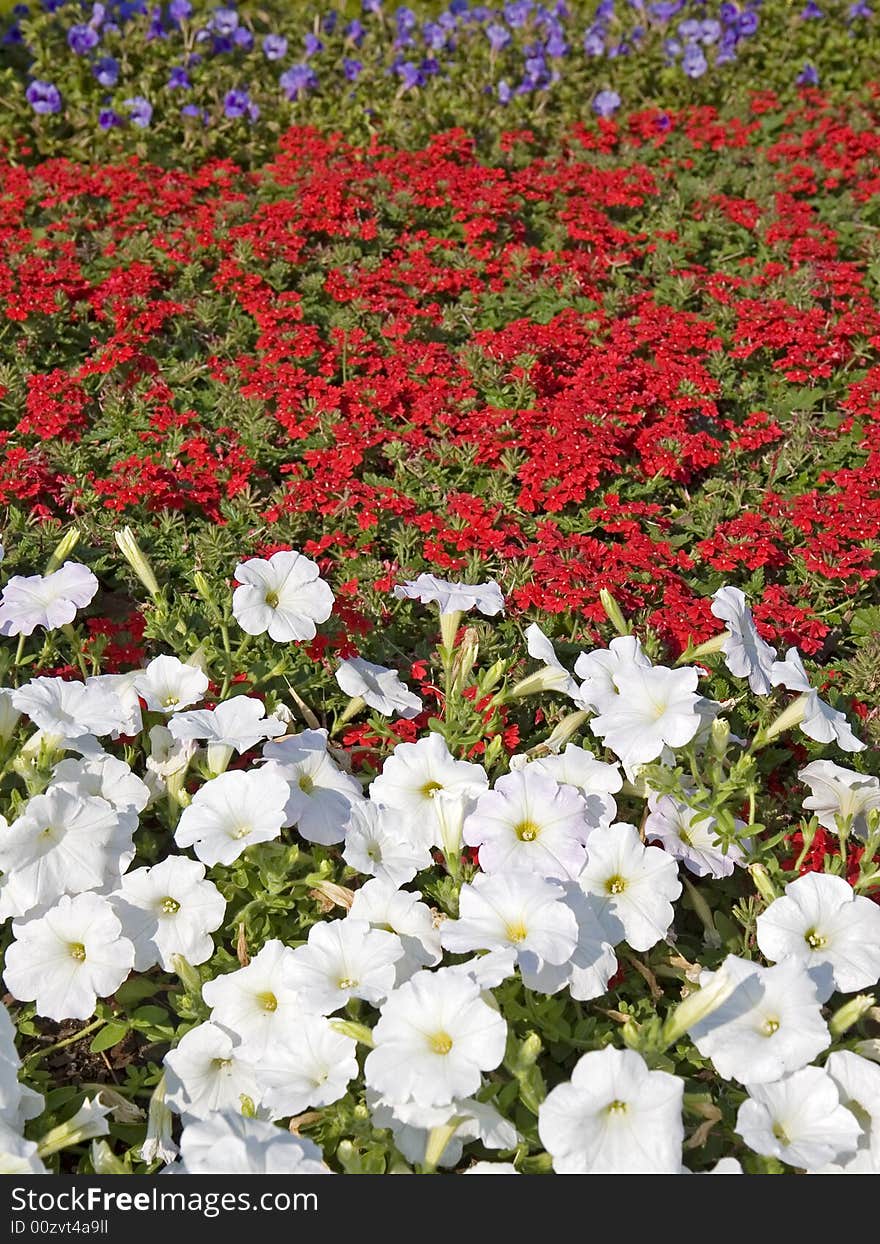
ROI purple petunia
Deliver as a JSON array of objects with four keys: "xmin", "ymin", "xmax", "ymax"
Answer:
[
  {"xmin": 67, "ymin": 23, "xmax": 100, "ymax": 54},
  {"xmin": 223, "ymin": 88, "xmax": 250, "ymax": 118},
  {"xmin": 168, "ymin": 66, "xmax": 191, "ymax": 89},
  {"xmin": 93, "ymin": 56, "xmax": 118, "ymax": 87},
  {"xmin": 593, "ymin": 88, "xmax": 621, "ymax": 116},
  {"xmin": 124, "ymin": 96, "xmax": 153, "ymax": 128},
  {"xmin": 25, "ymin": 79, "xmax": 62, "ymax": 114},
  {"xmin": 98, "ymin": 108, "xmax": 122, "ymax": 129},
  {"xmin": 280, "ymin": 64, "xmax": 317, "ymax": 100},
  {"xmin": 262, "ymin": 34, "xmax": 287, "ymax": 60}
]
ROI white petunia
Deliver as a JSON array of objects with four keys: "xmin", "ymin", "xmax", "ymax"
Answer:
[
  {"xmin": 688, "ymin": 955, "xmax": 829, "ymax": 1084},
  {"xmin": 393, "ymin": 574, "xmax": 504, "ymax": 617},
  {"xmin": 134, "ymin": 655, "xmax": 209, "ymax": 714},
  {"xmin": 163, "ymin": 1023, "xmax": 261, "ymax": 1121},
  {"xmin": 174, "ymin": 767, "xmax": 288, "ymax": 866},
  {"xmin": 86, "ymin": 672, "xmax": 143, "ymax": 738},
  {"xmin": 369, "ymin": 733, "xmax": 488, "ymax": 849},
  {"xmin": 518, "ymin": 882, "xmax": 621, "ymax": 1002},
  {"xmin": 645, "ymin": 793, "xmax": 747, "ymax": 880},
  {"xmin": 518, "ymin": 743, "xmax": 622, "ymax": 831},
  {"xmin": 0, "ymin": 787, "xmax": 135, "ymax": 920},
  {"xmin": 710, "ymin": 585, "xmax": 777, "ymax": 695},
  {"xmin": 368, "ymin": 1092, "xmax": 516, "ymax": 1168},
  {"xmin": 263, "ymin": 730, "xmax": 364, "ymax": 846},
  {"xmin": 590, "ymin": 665, "xmax": 703, "ymax": 769},
  {"xmin": 348, "ymin": 879, "xmax": 442, "ymax": 983},
  {"xmin": 577, "ymin": 822, "xmax": 681, "ymax": 952},
  {"xmin": 258, "ymin": 1017, "xmax": 358, "ymax": 1119},
  {"xmin": 335, "ymin": 658, "xmax": 422, "ymax": 719},
  {"xmin": 0, "ymin": 689, "xmax": 20, "ymax": 742},
  {"xmin": 169, "ymin": 696, "xmax": 286, "ymax": 755},
  {"xmin": 521, "ymin": 623, "xmax": 585, "ymax": 703},
  {"xmin": 0, "ymin": 1121, "xmax": 47, "ymax": 1175},
  {"xmin": 539, "ymin": 1046, "xmax": 684, "ymax": 1174},
  {"xmin": 465, "ymin": 1162, "xmax": 520, "ymax": 1174},
  {"xmin": 202, "ymin": 940, "xmax": 301, "ymax": 1060},
  {"xmin": 440, "ymin": 872, "xmax": 578, "ymax": 975},
  {"xmin": 0, "ymin": 1003, "xmax": 44, "ymax": 1131},
  {"xmin": 343, "ymin": 802, "xmax": 433, "ymax": 886},
  {"xmin": 53, "ymin": 751, "xmax": 150, "ymax": 815},
  {"xmin": 282, "ymin": 918, "xmax": 403, "ymax": 1015},
  {"xmin": 823, "ymin": 1050, "xmax": 880, "ymax": 1170},
  {"xmin": 365, "ymin": 968, "xmax": 507, "ymax": 1108},
  {"xmin": 462, "ymin": 768, "xmax": 590, "ymax": 880},
  {"xmin": 172, "ymin": 1111, "xmax": 329, "ymax": 1175},
  {"xmin": 756, "ymin": 873, "xmax": 880, "ymax": 1002},
  {"xmin": 770, "ymin": 648, "xmax": 864, "ymax": 752},
  {"xmin": 232, "ymin": 550, "xmax": 334, "ymax": 642},
  {"xmin": 0, "ymin": 562, "xmax": 98, "ymax": 637},
  {"xmin": 146, "ymin": 724, "xmax": 196, "ymax": 781},
  {"xmin": 11, "ymin": 677, "xmax": 124, "ymax": 742},
  {"xmin": 110, "ymin": 856, "xmax": 226, "ymax": 972},
  {"xmin": 573, "ymin": 635, "xmax": 652, "ymax": 714},
  {"xmin": 4, "ymin": 892, "xmax": 134, "ymax": 1021},
  {"xmin": 736, "ymin": 1067, "xmax": 860, "ymax": 1171},
  {"xmin": 798, "ymin": 760, "xmax": 880, "ymax": 839}
]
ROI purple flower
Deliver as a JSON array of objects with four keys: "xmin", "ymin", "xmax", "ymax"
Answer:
[
  {"xmin": 682, "ymin": 40, "xmax": 707, "ymax": 76},
  {"xmin": 211, "ymin": 7, "xmax": 238, "ymax": 36},
  {"xmin": 422, "ymin": 21, "xmax": 448, "ymax": 50},
  {"xmin": 280, "ymin": 64, "xmax": 317, "ymax": 99},
  {"xmin": 396, "ymin": 60, "xmax": 423, "ymax": 89},
  {"xmin": 486, "ymin": 22, "xmax": 511, "ymax": 51},
  {"xmin": 168, "ymin": 66, "xmax": 191, "ymax": 88},
  {"xmin": 505, "ymin": 1, "xmax": 533, "ymax": 26},
  {"xmin": 304, "ymin": 33, "xmax": 323, "ymax": 57},
  {"xmin": 234, "ymin": 28, "xmax": 253, "ymax": 49},
  {"xmin": 583, "ymin": 29, "xmax": 605, "ymax": 55},
  {"xmin": 346, "ymin": 19, "xmax": 365, "ymax": 43},
  {"xmin": 124, "ymin": 96, "xmax": 153, "ymax": 128},
  {"xmin": 247, "ymin": 101, "xmax": 260, "ymax": 122},
  {"xmin": 719, "ymin": 2, "xmax": 739, "ymax": 21},
  {"xmin": 498, "ymin": 79, "xmax": 512, "ymax": 103},
  {"xmin": 223, "ymin": 88, "xmax": 249, "ymax": 118},
  {"xmin": 362, "ymin": 0, "xmax": 382, "ymax": 13},
  {"xmin": 262, "ymin": 33, "xmax": 287, "ymax": 60},
  {"xmin": 849, "ymin": 0, "xmax": 872, "ymax": 15},
  {"xmin": 146, "ymin": 6, "xmax": 164, "ymax": 39},
  {"xmin": 797, "ymin": 61, "xmax": 819, "ymax": 84},
  {"xmin": 98, "ymin": 108, "xmax": 122, "ymax": 129},
  {"xmin": 67, "ymin": 23, "xmax": 100, "ymax": 53},
  {"xmin": 678, "ymin": 17, "xmax": 700, "ymax": 37},
  {"xmin": 800, "ymin": 1, "xmax": 823, "ymax": 15},
  {"xmin": 25, "ymin": 80, "xmax": 62, "ymax": 114},
  {"xmin": 699, "ymin": 18, "xmax": 721, "ymax": 42},
  {"xmin": 737, "ymin": 10, "xmax": 759, "ymax": 34},
  {"xmin": 593, "ymin": 88, "xmax": 621, "ymax": 117},
  {"xmin": 546, "ymin": 29, "xmax": 568, "ymax": 56},
  {"xmin": 343, "ymin": 57, "xmax": 363, "ymax": 81},
  {"xmin": 93, "ymin": 56, "xmax": 119, "ymax": 87},
  {"xmin": 169, "ymin": 0, "xmax": 192, "ymax": 21},
  {"xmin": 649, "ymin": 0, "xmax": 683, "ymax": 18},
  {"xmin": 181, "ymin": 103, "xmax": 203, "ymax": 117}
]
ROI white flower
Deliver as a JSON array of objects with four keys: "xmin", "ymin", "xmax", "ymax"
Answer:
[
  {"xmin": 169, "ymin": 696, "xmax": 286, "ymax": 754},
  {"xmin": 263, "ymin": 730, "xmax": 364, "ymax": 845},
  {"xmin": 465, "ymin": 1162, "xmax": 519, "ymax": 1174},
  {"xmin": 0, "ymin": 787, "xmax": 135, "ymax": 919},
  {"xmin": 462, "ymin": 768, "xmax": 590, "ymax": 880},
  {"xmin": 87, "ymin": 673, "xmax": 143, "ymax": 738},
  {"xmin": 0, "ymin": 1122, "xmax": 46, "ymax": 1175},
  {"xmin": 590, "ymin": 665, "xmax": 703, "ymax": 768},
  {"xmin": 232, "ymin": 550, "xmax": 334, "ymax": 642},
  {"xmin": 343, "ymin": 802, "xmax": 433, "ymax": 886},
  {"xmin": 53, "ymin": 751, "xmax": 149, "ymax": 815},
  {"xmin": 173, "ymin": 1112, "xmax": 329, "ymax": 1175},
  {"xmin": 645, "ymin": 793, "xmax": 746, "ymax": 880},
  {"xmin": 538, "ymin": 1046, "xmax": 684, "ymax": 1174},
  {"xmin": 736, "ymin": 1067, "xmax": 860, "ymax": 1171},
  {"xmin": 688, "ymin": 955, "xmax": 829, "ymax": 1084},
  {"xmin": 111, "ymin": 856, "xmax": 226, "ymax": 972},
  {"xmin": 440, "ymin": 872, "xmax": 578, "ymax": 975},
  {"xmin": 0, "ymin": 1002, "xmax": 44, "ymax": 1131},
  {"xmin": 282, "ymin": 918, "xmax": 403, "ymax": 1014},
  {"xmin": 0, "ymin": 689, "xmax": 21, "ymax": 742},
  {"xmin": 519, "ymin": 743, "xmax": 622, "ymax": 830},
  {"xmin": 446, "ymin": 949, "xmax": 518, "ymax": 991},
  {"xmin": 163, "ymin": 1023, "xmax": 261, "ymax": 1121},
  {"xmin": 370, "ymin": 733, "xmax": 488, "ymax": 849},
  {"xmin": 577, "ymin": 822, "xmax": 681, "ymax": 952},
  {"xmin": 134, "ymin": 655, "xmax": 209, "ymax": 714},
  {"xmin": 521, "ymin": 623, "xmax": 584, "ymax": 702},
  {"xmin": 393, "ymin": 574, "xmax": 504, "ymax": 617},
  {"xmin": 258, "ymin": 1017, "xmax": 358, "ymax": 1118},
  {"xmin": 573, "ymin": 635, "xmax": 651, "ymax": 714},
  {"xmin": 146, "ymin": 724, "xmax": 195, "ymax": 780},
  {"xmin": 770, "ymin": 648, "xmax": 864, "ymax": 752},
  {"xmin": 518, "ymin": 882, "xmax": 621, "ymax": 1001},
  {"xmin": 756, "ymin": 873, "xmax": 880, "ymax": 1002},
  {"xmin": 202, "ymin": 940, "xmax": 301, "ymax": 1060},
  {"xmin": 365, "ymin": 968, "xmax": 507, "ymax": 1108},
  {"xmin": 140, "ymin": 1075, "xmax": 177, "ymax": 1166},
  {"xmin": 348, "ymin": 879, "xmax": 442, "ymax": 983},
  {"xmin": 798, "ymin": 760, "xmax": 880, "ymax": 839},
  {"xmin": 174, "ymin": 767, "xmax": 288, "ymax": 866},
  {"xmin": 11, "ymin": 677, "xmax": 123, "ymax": 741},
  {"xmin": 4, "ymin": 892, "xmax": 134, "ymax": 1021},
  {"xmin": 710, "ymin": 586, "xmax": 777, "ymax": 694},
  {"xmin": 367, "ymin": 1092, "xmax": 516, "ymax": 1168},
  {"xmin": 335, "ymin": 658, "xmax": 422, "ymax": 719},
  {"xmin": 824, "ymin": 1050, "xmax": 880, "ymax": 1170},
  {"xmin": 0, "ymin": 562, "xmax": 98, "ymax": 636}
]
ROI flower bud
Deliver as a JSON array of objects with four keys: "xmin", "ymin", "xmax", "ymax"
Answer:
[
  {"xmin": 37, "ymin": 1095, "xmax": 112, "ymax": 1159},
  {"xmin": 44, "ymin": 527, "xmax": 81, "ymax": 574},
  {"xmin": 661, "ymin": 963, "xmax": 737, "ymax": 1047},
  {"xmin": 748, "ymin": 862, "xmax": 779, "ymax": 905},
  {"xmin": 115, "ymin": 526, "xmax": 161, "ymax": 599},
  {"xmin": 830, "ymin": 995, "xmax": 875, "ymax": 1038},
  {"xmin": 439, "ymin": 608, "xmax": 463, "ymax": 653},
  {"xmin": 759, "ymin": 693, "xmax": 808, "ymax": 745},
  {"xmin": 139, "ymin": 1075, "xmax": 178, "ymax": 1166},
  {"xmin": 709, "ymin": 717, "xmax": 731, "ymax": 759},
  {"xmin": 599, "ymin": 588, "xmax": 631, "ymax": 636}
]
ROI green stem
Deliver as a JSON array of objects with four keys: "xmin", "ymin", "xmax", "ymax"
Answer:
[{"xmin": 23, "ymin": 1018, "xmax": 105, "ymax": 1070}]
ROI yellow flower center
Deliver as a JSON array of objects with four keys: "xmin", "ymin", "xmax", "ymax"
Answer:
[
  {"xmin": 606, "ymin": 1100, "xmax": 628, "ymax": 1114},
  {"xmin": 162, "ymin": 694, "xmax": 179, "ymax": 708},
  {"xmin": 298, "ymin": 773, "xmax": 315, "ymax": 794},
  {"xmin": 257, "ymin": 992, "xmax": 278, "ymax": 1012},
  {"xmin": 265, "ymin": 590, "xmax": 280, "ymax": 608},
  {"xmin": 421, "ymin": 780, "xmax": 443, "ymax": 798},
  {"xmin": 231, "ymin": 824, "xmax": 252, "ymax": 840},
  {"xmin": 515, "ymin": 820, "xmax": 540, "ymax": 842},
  {"xmin": 505, "ymin": 921, "xmax": 528, "ymax": 944},
  {"xmin": 772, "ymin": 1122, "xmax": 790, "ymax": 1145},
  {"xmin": 429, "ymin": 1031, "xmax": 454, "ymax": 1055},
  {"xmin": 68, "ymin": 942, "xmax": 86, "ymax": 962},
  {"xmin": 761, "ymin": 1017, "xmax": 780, "ymax": 1036},
  {"xmin": 160, "ymin": 897, "xmax": 180, "ymax": 915},
  {"xmin": 337, "ymin": 977, "xmax": 358, "ymax": 991},
  {"xmin": 805, "ymin": 928, "xmax": 827, "ymax": 950},
  {"xmin": 605, "ymin": 875, "xmax": 627, "ymax": 895}
]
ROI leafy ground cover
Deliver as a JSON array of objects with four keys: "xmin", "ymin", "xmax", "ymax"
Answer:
[{"xmin": 0, "ymin": 0, "xmax": 879, "ymax": 1182}]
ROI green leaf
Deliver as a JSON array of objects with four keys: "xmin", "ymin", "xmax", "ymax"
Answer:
[{"xmin": 90, "ymin": 1021, "xmax": 129, "ymax": 1054}]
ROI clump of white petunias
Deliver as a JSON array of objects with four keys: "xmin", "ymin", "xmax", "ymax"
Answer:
[
  {"xmin": 343, "ymin": 802, "xmax": 433, "ymax": 886},
  {"xmin": 232, "ymin": 550, "xmax": 334, "ymax": 642},
  {"xmin": 577, "ymin": 821, "xmax": 682, "ymax": 952},
  {"xmin": 163, "ymin": 1023, "xmax": 261, "ymax": 1121},
  {"xmin": 539, "ymin": 1046, "xmax": 684, "ymax": 1174},
  {"xmin": 169, "ymin": 696, "xmax": 286, "ymax": 754},
  {"xmin": 574, "ymin": 635, "xmax": 652, "ymax": 714},
  {"xmin": 110, "ymin": 855, "xmax": 225, "ymax": 972},
  {"xmin": 171, "ymin": 1111, "xmax": 330, "ymax": 1175},
  {"xmin": 348, "ymin": 879, "xmax": 442, "ymax": 983},
  {"xmin": 258, "ymin": 1017, "xmax": 358, "ymax": 1119},
  {"xmin": 202, "ymin": 940, "xmax": 301, "ymax": 1059},
  {"xmin": 134, "ymin": 655, "xmax": 209, "ymax": 714},
  {"xmin": 515, "ymin": 743, "xmax": 622, "ymax": 830},
  {"xmin": 770, "ymin": 648, "xmax": 864, "ymax": 752},
  {"xmin": 4, "ymin": 892, "xmax": 135, "ymax": 1021},
  {"xmin": 369, "ymin": 732, "xmax": 488, "ymax": 849},
  {"xmin": 174, "ymin": 766, "xmax": 288, "ymax": 865},
  {"xmin": 282, "ymin": 917, "xmax": 403, "ymax": 1014},
  {"xmin": 736, "ymin": 1067, "xmax": 860, "ymax": 1171},
  {"xmin": 756, "ymin": 873, "xmax": 880, "ymax": 1002},
  {"xmin": 590, "ymin": 665, "xmax": 703, "ymax": 769}
]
